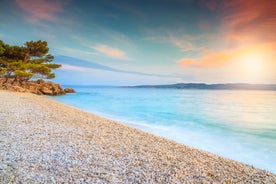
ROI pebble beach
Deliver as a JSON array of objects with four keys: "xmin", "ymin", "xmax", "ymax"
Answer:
[{"xmin": 0, "ymin": 90, "xmax": 275, "ymax": 183}]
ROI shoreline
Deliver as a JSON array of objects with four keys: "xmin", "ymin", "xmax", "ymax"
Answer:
[{"xmin": 0, "ymin": 90, "xmax": 275, "ymax": 183}]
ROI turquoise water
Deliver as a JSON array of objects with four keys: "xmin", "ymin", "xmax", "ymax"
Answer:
[{"xmin": 50, "ymin": 87, "xmax": 276, "ymax": 173}]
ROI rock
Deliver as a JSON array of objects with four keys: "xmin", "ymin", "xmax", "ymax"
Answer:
[
  {"xmin": 40, "ymin": 86, "xmax": 53, "ymax": 95},
  {"xmin": 37, "ymin": 79, "xmax": 45, "ymax": 84},
  {"xmin": 38, "ymin": 81, "xmax": 65, "ymax": 96},
  {"xmin": 11, "ymin": 86, "xmax": 28, "ymax": 93},
  {"xmin": 64, "ymin": 88, "xmax": 75, "ymax": 93},
  {"xmin": 0, "ymin": 78, "xmax": 72, "ymax": 96},
  {"xmin": 27, "ymin": 83, "xmax": 43, "ymax": 95}
]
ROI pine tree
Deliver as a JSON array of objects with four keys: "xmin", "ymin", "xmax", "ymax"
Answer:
[{"xmin": 0, "ymin": 40, "xmax": 61, "ymax": 82}]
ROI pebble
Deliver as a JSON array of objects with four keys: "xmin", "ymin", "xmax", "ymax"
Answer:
[{"xmin": 0, "ymin": 90, "xmax": 275, "ymax": 183}]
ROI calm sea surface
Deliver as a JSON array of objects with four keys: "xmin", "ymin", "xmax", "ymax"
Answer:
[{"xmin": 50, "ymin": 86, "xmax": 276, "ymax": 173}]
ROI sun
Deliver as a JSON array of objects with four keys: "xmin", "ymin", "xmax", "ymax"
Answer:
[
  {"xmin": 236, "ymin": 46, "xmax": 269, "ymax": 74},
  {"xmin": 232, "ymin": 44, "xmax": 276, "ymax": 83},
  {"xmin": 242, "ymin": 54, "xmax": 264, "ymax": 72},
  {"xmin": 233, "ymin": 48, "xmax": 268, "ymax": 82}
]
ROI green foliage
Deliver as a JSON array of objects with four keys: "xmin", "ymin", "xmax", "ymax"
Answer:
[
  {"xmin": 14, "ymin": 70, "xmax": 33, "ymax": 79},
  {"xmin": 47, "ymin": 73, "xmax": 55, "ymax": 79},
  {"xmin": 0, "ymin": 40, "xmax": 61, "ymax": 81},
  {"xmin": 24, "ymin": 40, "xmax": 49, "ymax": 59},
  {"xmin": 0, "ymin": 40, "xmax": 5, "ymax": 55},
  {"xmin": 44, "ymin": 63, "xmax": 62, "ymax": 69},
  {"xmin": 0, "ymin": 67, "xmax": 7, "ymax": 76}
]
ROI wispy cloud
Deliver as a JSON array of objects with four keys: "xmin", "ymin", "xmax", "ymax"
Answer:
[
  {"xmin": 145, "ymin": 32, "xmax": 199, "ymax": 52},
  {"xmin": 180, "ymin": 0, "xmax": 276, "ymax": 70},
  {"xmin": 56, "ymin": 47, "xmax": 97, "ymax": 56},
  {"xmin": 91, "ymin": 44, "xmax": 128, "ymax": 60},
  {"xmin": 223, "ymin": 0, "xmax": 276, "ymax": 42},
  {"xmin": 70, "ymin": 31, "xmax": 135, "ymax": 60},
  {"xmin": 15, "ymin": 0, "xmax": 67, "ymax": 23},
  {"xmin": 200, "ymin": 0, "xmax": 276, "ymax": 43},
  {"xmin": 179, "ymin": 49, "xmax": 232, "ymax": 68},
  {"xmin": 179, "ymin": 42, "xmax": 276, "ymax": 68},
  {"xmin": 166, "ymin": 34, "xmax": 198, "ymax": 52},
  {"xmin": 61, "ymin": 64, "xmax": 92, "ymax": 72},
  {"xmin": 57, "ymin": 55, "xmax": 180, "ymax": 79}
]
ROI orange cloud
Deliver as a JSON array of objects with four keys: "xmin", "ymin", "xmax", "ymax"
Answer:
[
  {"xmin": 92, "ymin": 44, "xmax": 127, "ymax": 60},
  {"xmin": 182, "ymin": 0, "xmax": 276, "ymax": 70},
  {"xmin": 223, "ymin": 0, "xmax": 276, "ymax": 42},
  {"xmin": 15, "ymin": 0, "xmax": 65, "ymax": 23},
  {"xmin": 200, "ymin": 0, "xmax": 276, "ymax": 43},
  {"xmin": 179, "ymin": 50, "xmax": 231, "ymax": 68},
  {"xmin": 179, "ymin": 42, "xmax": 276, "ymax": 69}
]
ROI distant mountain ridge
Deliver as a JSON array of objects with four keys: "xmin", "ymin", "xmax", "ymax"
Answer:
[{"xmin": 125, "ymin": 83, "xmax": 276, "ymax": 90}]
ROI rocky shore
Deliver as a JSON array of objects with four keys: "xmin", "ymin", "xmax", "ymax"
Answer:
[
  {"xmin": 0, "ymin": 78, "xmax": 75, "ymax": 95},
  {"xmin": 0, "ymin": 91, "xmax": 275, "ymax": 183}
]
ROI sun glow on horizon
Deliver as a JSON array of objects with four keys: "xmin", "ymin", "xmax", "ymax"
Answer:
[
  {"xmin": 226, "ymin": 44, "xmax": 276, "ymax": 83},
  {"xmin": 241, "ymin": 53, "xmax": 265, "ymax": 72},
  {"xmin": 234, "ymin": 43, "xmax": 274, "ymax": 73}
]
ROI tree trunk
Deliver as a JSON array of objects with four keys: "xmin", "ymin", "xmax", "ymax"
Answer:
[{"xmin": 23, "ymin": 53, "xmax": 29, "ymax": 64}]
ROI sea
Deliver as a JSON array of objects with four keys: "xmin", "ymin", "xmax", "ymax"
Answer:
[{"xmin": 50, "ymin": 86, "xmax": 276, "ymax": 173}]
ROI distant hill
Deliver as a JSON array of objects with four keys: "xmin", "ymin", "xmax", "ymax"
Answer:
[{"xmin": 125, "ymin": 83, "xmax": 276, "ymax": 90}]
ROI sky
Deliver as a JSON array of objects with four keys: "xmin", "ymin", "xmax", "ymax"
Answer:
[{"xmin": 0, "ymin": 0, "xmax": 275, "ymax": 85}]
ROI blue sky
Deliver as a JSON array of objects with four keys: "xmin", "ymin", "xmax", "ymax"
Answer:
[{"xmin": 1, "ymin": 0, "xmax": 275, "ymax": 85}]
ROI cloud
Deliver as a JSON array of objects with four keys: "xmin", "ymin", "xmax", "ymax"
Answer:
[
  {"xmin": 15, "ymin": 0, "xmax": 66, "ymax": 23},
  {"xmin": 223, "ymin": 0, "xmax": 276, "ymax": 42},
  {"xmin": 179, "ymin": 42, "xmax": 276, "ymax": 68},
  {"xmin": 179, "ymin": 50, "xmax": 231, "ymax": 68},
  {"xmin": 180, "ymin": 0, "xmax": 276, "ymax": 71},
  {"xmin": 56, "ymin": 64, "xmax": 184, "ymax": 86},
  {"xmin": 200, "ymin": 0, "xmax": 276, "ymax": 43},
  {"xmin": 61, "ymin": 64, "xmax": 92, "ymax": 72},
  {"xmin": 71, "ymin": 29, "xmax": 135, "ymax": 52},
  {"xmin": 56, "ymin": 47, "xmax": 97, "ymax": 56},
  {"xmin": 56, "ymin": 55, "xmax": 180, "ymax": 79},
  {"xmin": 166, "ymin": 34, "xmax": 197, "ymax": 52},
  {"xmin": 91, "ymin": 44, "xmax": 127, "ymax": 60},
  {"xmin": 145, "ymin": 31, "xmax": 200, "ymax": 52}
]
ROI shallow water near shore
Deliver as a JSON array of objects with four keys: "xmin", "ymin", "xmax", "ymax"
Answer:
[{"xmin": 50, "ymin": 86, "xmax": 276, "ymax": 173}]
